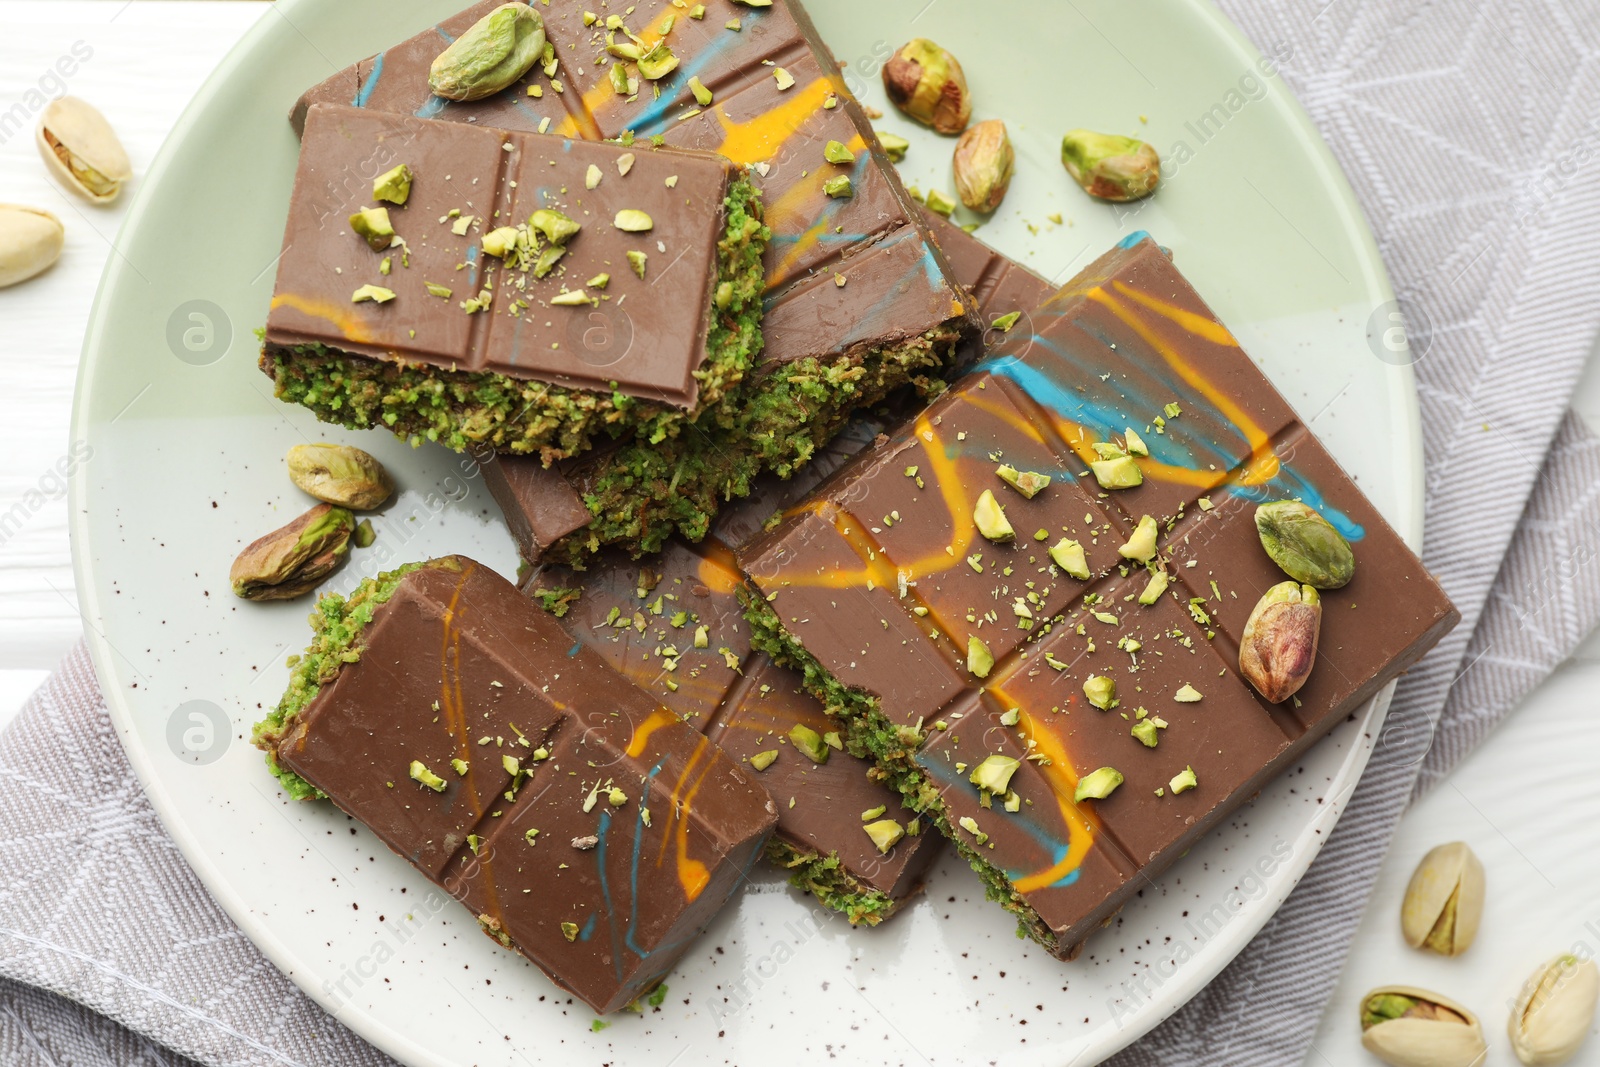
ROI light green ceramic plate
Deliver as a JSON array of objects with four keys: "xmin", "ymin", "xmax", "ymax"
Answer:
[{"xmin": 70, "ymin": 1, "xmax": 1420, "ymax": 1063}]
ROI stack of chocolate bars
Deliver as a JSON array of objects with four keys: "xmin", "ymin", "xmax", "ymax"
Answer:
[{"xmin": 255, "ymin": 0, "xmax": 1457, "ymax": 1015}]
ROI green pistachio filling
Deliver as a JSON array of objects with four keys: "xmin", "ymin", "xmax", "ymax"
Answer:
[
  {"xmin": 261, "ymin": 177, "xmax": 767, "ymax": 464},
  {"xmin": 742, "ymin": 591, "xmax": 1067, "ymax": 955},
  {"xmin": 764, "ymin": 838, "xmax": 901, "ymax": 927},
  {"xmin": 251, "ymin": 559, "xmax": 443, "ymax": 799}
]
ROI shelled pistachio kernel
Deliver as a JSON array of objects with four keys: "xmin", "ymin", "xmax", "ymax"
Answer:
[
  {"xmin": 1083, "ymin": 675, "xmax": 1116, "ymax": 710},
  {"xmin": 789, "ymin": 723, "xmax": 829, "ymax": 764},
  {"xmin": 967, "ymin": 636, "xmax": 994, "ymax": 678},
  {"xmin": 1119, "ymin": 514, "xmax": 1159, "ymax": 562},
  {"xmin": 1074, "ymin": 766, "xmax": 1123, "ymax": 802},
  {"xmin": 972, "ymin": 489, "xmax": 1015, "ymax": 542},
  {"xmin": 373, "ymin": 164, "xmax": 413, "ymax": 205},
  {"xmin": 1049, "ymin": 538, "xmax": 1090, "ymax": 580},
  {"xmin": 863, "ymin": 820, "xmax": 905, "ymax": 854},
  {"xmin": 996, "ymin": 464, "xmax": 1050, "ymax": 499}
]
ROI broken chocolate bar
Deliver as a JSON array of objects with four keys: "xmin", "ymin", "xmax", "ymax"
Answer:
[
  {"xmin": 253, "ymin": 557, "xmax": 777, "ymax": 1012},
  {"xmin": 265, "ymin": 103, "xmax": 766, "ymax": 463},
  {"xmin": 292, "ymin": 0, "xmax": 977, "ymax": 561},
  {"xmin": 738, "ymin": 235, "xmax": 1459, "ymax": 957}
]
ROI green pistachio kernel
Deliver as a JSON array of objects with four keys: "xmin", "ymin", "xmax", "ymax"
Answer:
[
  {"xmin": 1119, "ymin": 514, "xmax": 1159, "ymax": 563},
  {"xmin": 863, "ymin": 819, "xmax": 905, "ymax": 854},
  {"xmin": 627, "ymin": 249, "xmax": 648, "ymax": 278},
  {"xmin": 822, "ymin": 174, "xmax": 853, "ymax": 198},
  {"xmin": 996, "ymin": 464, "xmax": 1051, "ymax": 499},
  {"xmin": 749, "ymin": 750, "xmax": 778, "ymax": 771},
  {"xmin": 425, "ymin": 281, "xmax": 453, "ymax": 299},
  {"xmin": 529, "ymin": 209, "xmax": 581, "ymax": 245},
  {"xmin": 351, "ymin": 284, "xmax": 396, "ymax": 304},
  {"xmin": 373, "ymin": 164, "xmax": 413, "ymax": 205},
  {"xmin": 1073, "ymin": 766, "xmax": 1124, "ymax": 802},
  {"xmin": 1049, "ymin": 538, "xmax": 1091, "ymax": 580},
  {"xmin": 1131, "ymin": 720, "xmax": 1162, "ymax": 747},
  {"xmin": 613, "ymin": 209, "xmax": 654, "ymax": 232},
  {"xmin": 560, "ymin": 921, "xmax": 579, "ymax": 942},
  {"xmin": 1174, "ymin": 684, "xmax": 1202, "ymax": 702},
  {"xmin": 876, "ymin": 131, "xmax": 910, "ymax": 162},
  {"xmin": 349, "ymin": 206, "xmax": 395, "ymax": 251},
  {"xmin": 548, "ymin": 289, "xmax": 590, "ymax": 306},
  {"xmin": 967, "ymin": 636, "xmax": 994, "ymax": 678},
  {"xmin": 1090, "ymin": 455, "xmax": 1143, "ymax": 489},
  {"xmin": 587, "ymin": 272, "xmax": 610, "ymax": 289},
  {"xmin": 969, "ymin": 754, "xmax": 1020, "ymax": 795},
  {"xmin": 789, "ymin": 723, "xmax": 829, "ymax": 764},
  {"xmin": 991, "ymin": 310, "xmax": 1022, "ymax": 333},
  {"xmin": 451, "ymin": 757, "xmax": 469, "ymax": 775},
  {"xmin": 409, "ymin": 759, "xmax": 447, "ymax": 792},
  {"xmin": 1138, "ymin": 570, "xmax": 1169, "ymax": 605},
  {"xmin": 1124, "ymin": 427, "xmax": 1149, "ymax": 457},
  {"xmin": 824, "ymin": 140, "xmax": 856, "ymax": 165},
  {"xmin": 924, "ymin": 187, "xmax": 956, "ymax": 216},
  {"xmin": 481, "ymin": 226, "xmax": 521, "ymax": 258},
  {"xmin": 1169, "ymin": 765, "xmax": 1198, "ymax": 793},
  {"xmin": 972, "ymin": 489, "xmax": 1015, "ymax": 542},
  {"xmin": 1083, "ymin": 675, "xmax": 1117, "ymax": 710},
  {"xmin": 637, "ymin": 39, "xmax": 680, "ymax": 80},
  {"xmin": 688, "ymin": 75, "xmax": 713, "ymax": 106}
]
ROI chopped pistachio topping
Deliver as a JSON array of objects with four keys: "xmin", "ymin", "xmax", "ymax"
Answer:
[
  {"xmin": 824, "ymin": 139, "xmax": 856, "ymax": 165},
  {"xmin": 773, "ymin": 66, "xmax": 795, "ymax": 90},
  {"xmin": 351, "ymin": 284, "xmax": 396, "ymax": 304},
  {"xmin": 822, "ymin": 174, "xmax": 852, "ymax": 198},
  {"xmin": 876, "ymin": 131, "xmax": 910, "ymax": 161},
  {"xmin": 354, "ymin": 518, "xmax": 375, "ymax": 548},
  {"xmin": 1174, "ymin": 684, "xmax": 1202, "ymax": 702},
  {"xmin": 450, "ymin": 757, "xmax": 469, "ymax": 776},
  {"xmin": 637, "ymin": 39, "xmax": 680, "ymax": 80},
  {"xmin": 560, "ymin": 921, "xmax": 579, "ymax": 942},
  {"xmin": 1050, "ymin": 538, "xmax": 1091, "ymax": 580},
  {"xmin": 616, "ymin": 152, "xmax": 636, "ymax": 176},
  {"xmin": 967, "ymin": 635, "xmax": 994, "ymax": 678},
  {"xmin": 924, "ymin": 188, "xmax": 957, "ymax": 217},
  {"xmin": 690, "ymin": 3, "xmax": 706, "ymax": 17},
  {"xmin": 525, "ymin": 827, "xmax": 540, "ymax": 845},
  {"xmin": 607, "ymin": 786, "xmax": 628, "ymax": 806},
  {"xmin": 549, "ymin": 289, "xmax": 591, "ymax": 306},
  {"xmin": 972, "ymin": 489, "xmax": 1015, "ymax": 542},
  {"xmin": 1083, "ymin": 674, "xmax": 1117, "ymax": 710},
  {"xmin": 996, "ymin": 464, "xmax": 1051, "ymax": 499},
  {"xmin": 409, "ymin": 759, "xmax": 446, "ymax": 792},
  {"xmin": 481, "ymin": 226, "xmax": 520, "ymax": 258},
  {"xmin": 823, "ymin": 731, "xmax": 843, "ymax": 751},
  {"xmin": 1091, "ymin": 455, "xmax": 1143, "ymax": 489},
  {"xmin": 861, "ymin": 805, "xmax": 888, "ymax": 821},
  {"xmin": 1074, "ymin": 765, "xmax": 1124, "ymax": 802},
  {"xmin": 789, "ymin": 723, "xmax": 829, "ymax": 764},
  {"xmin": 349, "ymin": 206, "xmax": 395, "ymax": 250},
  {"xmin": 693, "ymin": 624, "xmax": 709, "ymax": 648},
  {"xmin": 969, "ymin": 754, "xmax": 1020, "ymax": 795},
  {"xmin": 1119, "ymin": 514, "xmax": 1159, "ymax": 562},
  {"xmin": 585, "ymin": 163, "xmax": 603, "ymax": 189},
  {"xmin": 613, "ymin": 209, "xmax": 654, "ymax": 232},
  {"xmin": 627, "ymin": 249, "xmax": 648, "ymax": 278},
  {"xmin": 1131, "ymin": 719, "xmax": 1163, "ymax": 747},
  {"xmin": 586, "ymin": 272, "xmax": 610, "ymax": 289},
  {"xmin": 1124, "ymin": 427, "xmax": 1149, "ymax": 457},
  {"xmin": 530, "ymin": 209, "xmax": 581, "ymax": 245},
  {"xmin": 862, "ymin": 819, "xmax": 905, "ymax": 854},
  {"xmin": 749, "ymin": 749, "xmax": 778, "ymax": 771},
  {"xmin": 1170, "ymin": 766, "xmax": 1198, "ymax": 793},
  {"xmin": 424, "ymin": 281, "xmax": 452, "ymax": 299},
  {"xmin": 1164, "ymin": 401, "xmax": 1182, "ymax": 418},
  {"xmin": 998, "ymin": 707, "xmax": 1020, "ymax": 726},
  {"xmin": 372, "ymin": 164, "xmax": 412, "ymax": 205},
  {"xmin": 1138, "ymin": 570, "xmax": 1170, "ymax": 605},
  {"xmin": 991, "ymin": 310, "xmax": 1022, "ymax": 333},
  {"xmin": 688, "ymin": 75, "xmax": 713, "ymax": 106}
]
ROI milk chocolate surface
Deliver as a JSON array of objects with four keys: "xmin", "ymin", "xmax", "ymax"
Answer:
[
  {"xmin": 265, "ymin": 558, "xmax": 777, "ymax": 1012},
  {"xmin": 269, "ymin": 104, "xmax": 739, "ymax": 409},
  {"xmin": 739, "ymin": 235, "xmax": 1459, "ymax": 955},
  {"xmin": 293, "ymin": 1, "xmax": 974, "ymax": 361}
]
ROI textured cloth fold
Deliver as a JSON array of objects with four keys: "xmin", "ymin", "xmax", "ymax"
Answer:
[{"xmin": 5, "ymin": 1, "xmax": 1600, "ymax": 1065}]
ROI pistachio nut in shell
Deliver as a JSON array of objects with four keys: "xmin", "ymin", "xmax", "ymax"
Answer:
[
  {"xmin": 952, "ymin": 120, "xmax": 1014, "ymax": 212},
  {"xmin": 0, "ymin": 205, "xmax": 65, "ymax": 288},
  {"xmin": 428, "ymin": 3, "xmax": 546, "ymax": 102},
  {"xmin": 1060, "ymin": 129, "xmax": 1160, "ymax": 202},
  {"xmin": 882, "ymin": 39, "xmax": 971, "ymax": 135},
  {"xmin": 1239, "ymin": 581, "xmax": 1321, "ymax": 703},
  {"xmin": 1400, "ymin": 841, "xmax": 1484, "ymax": 956},
  {"xmin": 1509, "ymin": 955, "xmax": 1599, "ymax": 1066},
  {"xmin": 36, "ymin": 97, "xmax": 132, "ymax": 204},
  {"xmin": 1360, "ymin": 986, "xmax": 1488, "ymax": 1067},
  {"xmin": 230, "ymin": 504, "xmax": 355, "ymax": 601},
  {"xmin": 286, "ymin": 443, "xmax": 394, "ymax": 510},
  {"xmin": 1255, "ymin": 499, "xmax": 1355, "ymax": 588}
]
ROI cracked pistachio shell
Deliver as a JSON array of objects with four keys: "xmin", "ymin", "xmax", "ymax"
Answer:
[
  {"xmin": 1360, "ymin": 986, "xmax": 1488, "ymax": 1067},
  {"xmin": 1509, "ymin": 956, "xmax": 1599, "ymax": 1066},
  {"xmin": 286, "ymin": 443, "xmax": 394, "ymax": 510},
  {"xmin": 428, "ymin": 3, "xmax": 546, "ymax": 102},
  {"xmin": 882, "ymin": 39, "xmax": 971, "ymax": 135},
  {"xmin": 37, "ymin": 97, "xmax": 132, "ymax": 204},
  {"xmin": 229, "ymin": 503, "xmax": 354, "ymax": 601},
  {"xmin": 0, "ymin": 204, "xmax": 64, "ymax": 288},
  {"xmin": 1400, "ymin": 841, "xmax": 1484, "ymax": 956},
  {"xmin": 1239, "ymin": 581, "xmax": 1321, "ymax": 703},
  {"xmin": 1255, "ymin": 499, "xmax": 1355, "ymax": 588}
]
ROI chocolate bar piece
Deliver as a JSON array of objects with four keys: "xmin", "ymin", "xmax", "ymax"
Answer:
[
  {"xmin": 519, "ymin": 519, "xmax": 939, "ymax": 926},
  {"xmin": 265, "ymin": 104, "xmax": 766, "ymax": 462},
  {"xmin": 293, "ymin": 0, "xmax": 977, "ymax": 560},
  {"xmin": 738, "ymin": 235, "xmax": 1459, "ymax": 957},
  {"xmin": 252, "ymin": 557, "xmax": 777, "ymax": 1012}
]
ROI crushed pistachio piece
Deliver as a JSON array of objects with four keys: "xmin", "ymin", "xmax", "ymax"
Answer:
[
  {"xmin": 972, "ymin": 489, "xmax": 1015, "ymax": 542},
  {"xmin": 688, "ymin": 75, "xmax": 713, "ymax": 106},
  {"xmin": 451, "ymin": 758, "xmax": 469, "ymax": 776},
  {"xmin": 749, "ymin": 750, "xmax": 778, "ymax": 772},
  {"xmin": 1074, "ymin": 766, "xmax": 1124, "ymax": 802},
  {"xmin": 773, "ymin": 66, "xmax": 795, "ymax": 90},
  {"xmin": 549, "ymin": 289, "xmax": 591, "ymax": 306},
  {"xmin": 789, "ymin": 723, "xmax": 829, "ymax": 764},
  {"xmin": 560, "ymin": 921, "xmax": 579, "ymax": 942},
  {"xmin": 876, "ymin": 131, "xmax": 910, "ymax": 161},
  {"xmin": 1170, "ymin": 766, "xmax": 1198, "ymax": 793},
  {"xmin": 585, "ymin": 163, "xmax": 603, "ymax": 190},
  {"xmin": 425, "ymin": 281, "xmax": 452, "ymax": 298},
  {"xmin": 860, "ymin": 805, "xmax": 888, "ymax": 821},
  {"xmin": 967, "ymin": 636, "xmax": 994, "ymax": 678},
  {"xmin": 1124, "ymin": 427, "xmax": 1149, "ymax": 456},
  {"xmin": 822, "ymin": 174, "xmax": 852, "ymax": 198},
  {"xmin": 586, "ymin": 272, "xmax": 611, "ymax": 289},
  {"xmin": 349, "ymin": 206, "xmax": 394, "ymax": 250},
  {"xmin": 969, "ymin": 754, "xmax": 1020, "ymax": 795},
  {"xmin": 1083, "ymin": 675, "xmax": 1117, "ymax": 710},
  {"xmin": 863, "ymin": 819, "xmax": 905, "ymax": 854},
  {"xmin": 1091, "ymin": 455, "xmax": 1144, "ymax": 489},
  {"xmin": 1131, "ymin": 719, "xmax": 1164, "ymax": 747},
  {"xmin": 991, "ymin": 310, "xmax": 1022, "ymax": 333},
  {"xmin": 351, "ymin": 284, "xmax": 396, "ymax": 304},
  {"xmin": 996, "ymin": 464, "xmax": 1051, "ymax": 499},
  {"xmin": 409, "ymin": 760, "xmax": 446, "ymax": 792},
  {"xmin": 824, "ymin": 139, "xmax": 856, "ymax": 165},
  {"xmin": 1139, "ymin": 570, "xmax": 1170, "ymax": 605},
  {"xmin": 372, "ymin": 164, "xmax": 413, "ymax": 205},
  {"xmin": 627, "ymin": 249, "xmax": 648, "ymax": 278},
  {"xmin": 1174, "ymin": 683, "xmax": 1202, "ymax": 702},
  {"xmin": 1119, "ymin": 514, "xmax": 1159, "ymax": 562},
  {"xmin": 924, "ymin": 188, "xmax": 957, "ymax": 217},
  {"xmin": 1050, "ymin": 538, "xmax": 1091, "ymax": 580}
]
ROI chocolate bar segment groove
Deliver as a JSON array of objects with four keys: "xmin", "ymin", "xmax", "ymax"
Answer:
[
  {"xmin": 253, "ymin": 557, "xmax": 777, "ymax": 1012},
  {"xmin": 737, "ymin": 236, "xmax": 1458, "ymax": 956}
]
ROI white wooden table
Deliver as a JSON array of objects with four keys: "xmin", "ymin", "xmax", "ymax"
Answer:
[{"xmin": 3, "ymin": 5, "xmax": 1599, "ymax": 1064}]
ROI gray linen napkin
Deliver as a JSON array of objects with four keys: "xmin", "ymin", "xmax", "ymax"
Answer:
[{"xmin": 4, "ymin": 1, "xmax": 1600, "ymax": 1064}]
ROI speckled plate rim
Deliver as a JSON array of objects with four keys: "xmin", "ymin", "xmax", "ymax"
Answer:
[{"xmin": 67, "ymin": 0, "xmax": 1419, "ymax": 1063}]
